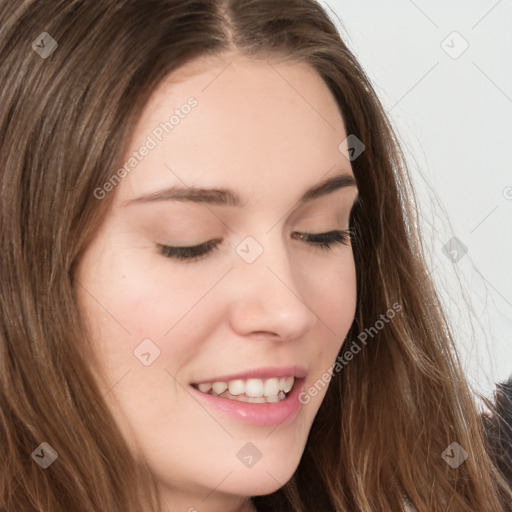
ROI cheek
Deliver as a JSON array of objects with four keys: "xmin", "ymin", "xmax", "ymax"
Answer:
[
  {"xmin": 300, "ymin": 253, "xmax": 357, "ymax": 398},
  {"xmin": 306, "ymin": 252, "xmax": 357, "ymax": 337},
  {"xmin": 76, "ymin": 243, "xmax": 217, "ymax": 338},
  {"xmin": 74, "ymin": 245, "xmax": 231, "ymax": 389}
]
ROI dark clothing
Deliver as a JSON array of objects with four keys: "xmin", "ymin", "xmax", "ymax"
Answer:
[{"xmin": 483, "ymin": 378, "xmax": 512, "ymax": 510}]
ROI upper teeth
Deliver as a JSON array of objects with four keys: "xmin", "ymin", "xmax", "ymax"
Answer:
[{"xmin": 197, "ymin": 377, "xmax": 295, "ymax": 397}]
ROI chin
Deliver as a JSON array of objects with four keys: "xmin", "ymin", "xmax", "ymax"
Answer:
[{"xmin": 228, "ymin": 450, "xmax": 303, "ymax": 496}]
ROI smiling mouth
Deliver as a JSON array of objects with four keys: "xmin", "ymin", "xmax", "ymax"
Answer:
[{"xmin": 191, "ymin": 376, "xmax": 296, "ymax": 404}]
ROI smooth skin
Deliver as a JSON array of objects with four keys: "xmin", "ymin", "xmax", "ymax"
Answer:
[{"xmin": 75, "ymin": 52, "xmax": 359, "ymax": 512}]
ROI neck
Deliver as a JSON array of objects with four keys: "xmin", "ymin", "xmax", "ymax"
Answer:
[{"xmin": 237, "ymin": 497, "xmax": 256, "ymax": 512}]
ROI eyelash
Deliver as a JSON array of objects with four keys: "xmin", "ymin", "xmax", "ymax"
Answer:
[{"xmin": 158, "ymin": 229, "xmax": 353, "ymax": 262}]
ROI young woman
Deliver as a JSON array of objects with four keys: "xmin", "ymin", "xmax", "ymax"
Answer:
[{"xmin": 1, "ymin": 1, "xmax": 510, "ymax": 511}]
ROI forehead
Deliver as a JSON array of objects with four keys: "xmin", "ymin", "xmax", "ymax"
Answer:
[{"xmin": 114, "ymin": 53, "xmax": 353, "ymax": 206}]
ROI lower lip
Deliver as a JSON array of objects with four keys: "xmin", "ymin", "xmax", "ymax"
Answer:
[{"xmin": 189, "ymin": 378, "xmax": 306, "ymax": 426}]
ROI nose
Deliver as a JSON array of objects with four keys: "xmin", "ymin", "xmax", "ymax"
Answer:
[{"xmin": 227, "ymin": 237, "xmax": 319, "ymax": 342}]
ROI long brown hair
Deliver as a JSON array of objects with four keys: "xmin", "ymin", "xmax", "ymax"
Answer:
[{"xmin": 1, "ymin": 1, "xmax": 510, "ymax": 510}]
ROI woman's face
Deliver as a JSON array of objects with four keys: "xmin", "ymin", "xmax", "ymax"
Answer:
[{"xmin": 75, "ymin": 53, "xmax": 358, "ymax": 512}]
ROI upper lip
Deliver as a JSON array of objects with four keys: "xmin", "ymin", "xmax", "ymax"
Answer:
[{"xmin": 191, "ymin": 365, "xmax": 307, "ymax": 385}]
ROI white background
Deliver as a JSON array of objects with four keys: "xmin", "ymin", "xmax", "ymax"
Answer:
[{"xmin": 324, "ymin": 0, "xmax": 512, "ymax": 397}]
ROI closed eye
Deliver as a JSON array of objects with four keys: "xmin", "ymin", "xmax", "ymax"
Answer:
[{"xmin": 157, "ymin": 229, "xmax": 353, "ymax": 262}]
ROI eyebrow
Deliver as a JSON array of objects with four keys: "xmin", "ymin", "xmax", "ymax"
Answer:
[{"xmin": 122, "ymin": 172, "xmax": 358, "ymax": 208}]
